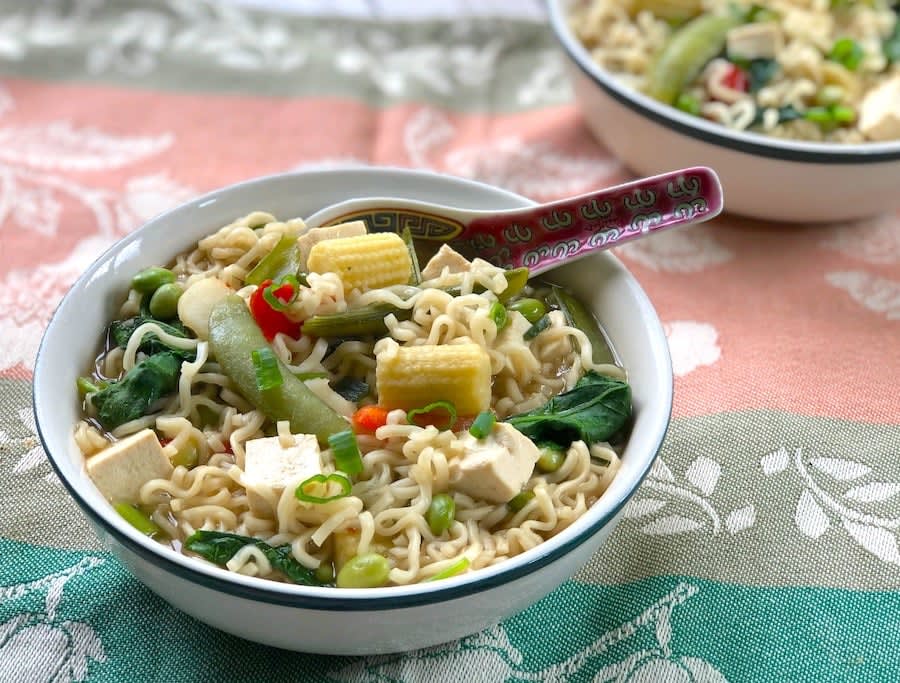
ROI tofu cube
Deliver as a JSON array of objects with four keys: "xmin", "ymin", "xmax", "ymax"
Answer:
[
  {"xmin": 448, "ymin": 423, "xmax": 540, "ymax": 503},
  {"xmin": 859, "ymin": 76, "xmax": 900, "ymax": 142},
  {"xmin": 296, "ymin": 220, "xmax": 367, "ymax": 269},
  {"xmin": 86, "ymin": 429, "xmax": 173, "ymax": 504},
  {"xmin": 243, "ymin": 434, "xmax": 322, "ymax": 516},
  {"xmin": 421, "ymin": 244, "xmax": 472, "ymax": 280},
  {"xmin": 726, "ymin": 22, "xmax": 783, "ymax": 61}
]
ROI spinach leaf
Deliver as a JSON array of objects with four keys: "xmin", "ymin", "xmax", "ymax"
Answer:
[
  {"xmin": 92, "ymin": 351, "xmax": 182, "ymax": 430},
  {"xmin": 109, "ymin": 316, "xmax": 195, "ymax": 360},
  {"xmin": 505, "ymin": 371, "xmax": 631, "ymax": 448},
  {"xmin": 184, "ymin": 530, "xmax": 322, "ymax": 586},
  {"xmin": 885, "ymin": 13, "xmax": 900, "ymax": 64},
  {"xmin": 331, "ymin": 376, "xmax": 369, "ymax": 403}
]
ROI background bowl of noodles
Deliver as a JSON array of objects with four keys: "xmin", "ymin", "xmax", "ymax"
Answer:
[
  {"xmin": 549, "ymin": 0, "xmax": 900, "ymax": 222},
  {"xmin": 33, "ymin": 168, "xmax": 672, "ymax": 654}
]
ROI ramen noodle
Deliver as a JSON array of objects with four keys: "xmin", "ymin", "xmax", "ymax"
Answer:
[
  {"xmin": 75, "ymin": 211, "xmax": 631, "ymax": 588},
  {"xmin": 570, "ymin": 0, "xmax": 900, "ymax": 142}
]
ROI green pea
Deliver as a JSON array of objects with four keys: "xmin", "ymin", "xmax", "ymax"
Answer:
[
  {"xmin": 674, "ymin": 92, "xmax": 701, "ymax": 116},
  {"xmin": 315, "ymin": 562, "xmax": 335, "ymax": 584},
  {"xmin": 536, "ymin": 447, "xmax": 566, "ymax": 473},
  {"xmin": 507, "ymin": 490, "xmax": 535, "ymax": 513},
  {"xmin": 336, "ymin": 553, "xmax": 390, "ymax": 588},
  {"xmin": 170, "ymin": 443, "xmax": 198, "ymax": 469},
  {"xmin": 508, "ymin": 298, "xmax": 547, "ymax": 324},
  {"xmin": 132, "ymin": 266, "xmax": 175, "ymax": 294},
  {"xmin": 148, "ymin": 282, "xmax": 183, "ymax": 319},
  {"xmin": 426, "ymin": 493, "xmax": 456, "ymax": 536}
]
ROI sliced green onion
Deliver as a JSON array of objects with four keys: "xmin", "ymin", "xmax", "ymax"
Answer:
[
  {"xmin": 407, "ymin": 400, "xmax": 458, "ymax": 431},
  {"xmin": 427, "ymin": 556, "xmax": 470, "ymax": 582},
  {"xmin": 674, "ymin": 92, "xmax": 701, "ymax": 115},
  {"xmin": 828, "ymin": 37, "xmax": 864, "ymax": 71},
  {"xmin": 507, "ymin": 490, "xmax": 535, "ymax": 513},
  {"xmin": 328, "ymin": 429, "xmax": 363, "ymax": 475},
  {"xmin": 262, "ymin": 274, "xmax": 300, "ymax": 312},
  {"xmin": 488, "ymin": 301, "xmax": 508, "ymax": 330},
  {"xmin": 804, "ymin": 106, "xmax": 833, "ymax": 124},
  {"xmin": 114, "ymin": 502, "xmax": 162, "ymax": 537},
  {"xmin": 401, "ymin": 227, "xmax": 422, "ymax": 286},
  {"xmin": 536, "ymin": 446, "xmax": 566, "ymax": 473},
  {"xmin": 523, "ymin": 315, "xmax": 551, "ymax": 341},
  {"xmin": 469, "ymin": 411, "xmax": 496, "ymax": 439},
  {"xmin": 294, "ymin": 473, "xmax": 352, "ymax": 504},
  {"xmin": 251, "ymin": 347, "xmax": 283, "ymax": 391},
  {"xmin": 77, "ymin": 376, "xmax": 101, "ymax": 397},
  {"xmin": 830, "ymin": 105, "xmax": 855, "ymax": 123}
]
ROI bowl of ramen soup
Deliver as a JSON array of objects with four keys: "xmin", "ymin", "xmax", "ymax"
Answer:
[
  {"xmin": 34, "ymin": 168, "xmax": 672, "ymax": 654},
  {"xmin": 550, "ymin": 0, "xmax": 900, "ymax": 222}
]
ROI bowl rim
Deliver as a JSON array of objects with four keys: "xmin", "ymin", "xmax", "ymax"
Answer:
[
  {"xmin": 33, "ymin": 167, "xmax": 673, "ymax": 611},
  {"xmin": 547, "ymin": 0, "xmax": 900, "ymax": 164}
]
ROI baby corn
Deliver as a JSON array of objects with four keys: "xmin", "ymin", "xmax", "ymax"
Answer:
[{"xmin": 307, "ymin": 232, "xmax": 412, "ymax": 293}]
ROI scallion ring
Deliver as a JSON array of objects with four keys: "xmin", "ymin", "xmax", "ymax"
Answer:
[
  {"xmin": 328, "ymin": 429, "xmax": 363, "ymax": 476},
  {"xmin": 262, "ymin": 274, "xmax": 300, "ymax": 312},
  {"xmin": 295, "ymin": 473, "xmax": 352, "ymax": 504},
  {"xmin": 488, "ymin": 301, "xmax": 508, "ymax": 330},
  {"xmin": 251, "ymin": 347, "xmax": 283, "ymax": 391},
  {"xmin": 469, "ymin": 411, "xmax": 496, "ymax": 439},
  {"xmin": 427, "ymin": 556, "xmax": 470, "ymax": 582}
]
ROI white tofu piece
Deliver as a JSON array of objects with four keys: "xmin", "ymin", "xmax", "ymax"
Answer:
[
  {"xmin": 243, "ymin": 434, "xmax": 322, "ymax": 516},
  {"xmin": 296, "ymin": 220, "xmax": 367, "ymax": 269},
  {"xmin": 421, "ymin": 244, "xmax": 472, "ymax": 280},
  {"xmin": 448, "ymin": 423, "xmax": 540, "ymax": 503},
  {"xmin": 859, "ymin": 76, "xmax": 900, "ymax": 142},
  {"xmin": 726, "ymin": 22, "xmax": 783, "ymax": 60},
  {"xmin": 176, "ymin": 277, "xmax": 233, "ymax": 339},
  {"xmin": 86, "ymin": 428, "xmax": 173, "ymax": 504}
]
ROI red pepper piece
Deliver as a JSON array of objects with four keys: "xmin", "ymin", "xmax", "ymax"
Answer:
[
  {"xmin": 249, "ymin": 278, "xmax": 302, "ymax": 341},
  {"xmin": 722, "ymin": 64, "xmax": 749, "ymax": 92}
]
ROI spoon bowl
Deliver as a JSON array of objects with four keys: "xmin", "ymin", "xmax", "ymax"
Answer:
[{"xmin": 306, "ymin": 166, "xmax": 723, "ymax": 274}]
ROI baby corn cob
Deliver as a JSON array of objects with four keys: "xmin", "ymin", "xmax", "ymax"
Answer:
[
  {"xmin": 307, "ymin": 232, "xmax": 412, "ymax": 293},
  {"xmin": 376, "ymin": 341, "xmax": 492, "ymax": 416}
]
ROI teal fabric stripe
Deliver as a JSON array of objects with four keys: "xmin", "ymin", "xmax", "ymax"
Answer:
[
  {"xmin": 2, "ymin": 538, "xmax": 897, "ymax": 682},
  {"xmin": 0, "ymin": 0, "xmax": 568, "ymax": 112}
]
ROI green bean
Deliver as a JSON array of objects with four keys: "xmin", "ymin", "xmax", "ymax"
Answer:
[
  {"xmin": 551, "ymin": 286, "xmax": 615, "ymax": 365},
  {"xmin": 114, "ymin": 503, "xmax": 162, "ymax": 537},
  {"xmin": 302, "ymin": 304, "xmax": 413, "ymax": 338},
  {"xmin": 536, "ymin": 447, "xmax": 566, "ymax": 473},
  {"xmin": 508, "ymin": 298, "xmax": 547, "ymax": 324},
  {"xmin": 132, "ymin": 267, "xmax": 175, "ymax": 295},
  {"xmin": 208, "ymin": 296, "xmax": 348, "ymax": 446},
  {"xmin": 646, "ymin": 13, "xmax": 740, "ymax": 104},
  {"xmin": 426, "ymin": 494, "xmax": 456, "ymax": 535},
  {"xmin": 336, "ymin": 553, "xmax": 390, "ymax": 588},
  {"xmin": 148, "ymin": 282, "xmax": 183, "ymax": 320},
  {"xmin": 245, "ymin": 234, "xmax": 301, "ymax": 286}
]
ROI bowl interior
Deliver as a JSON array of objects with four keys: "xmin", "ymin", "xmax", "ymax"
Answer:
[
  {"xmin": 34, "ymin": 168, "xmax": 672, "ymax": 604},
  {"xmin": 547, "ymin": 0, "xmax": 900, "ymax": 162}
]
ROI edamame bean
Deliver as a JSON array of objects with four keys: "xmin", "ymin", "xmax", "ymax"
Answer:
[
  {"xmin": 536, "ymin": 447, "xmax": 565, "ymax": 473},
  {"xmin": 426, "ymin": 493, "xmax": 456, "ymax": 535},
  {"xmin": 336, "ymin": 553, "xmax": 390, "ymax": 588},
  {"xmin": 132, "ymin": 267, "xmax": 175, "ymax": 294},
  {"xmin": 315, "ymin": 562, "xmax": 335, "ymax": 584},
  {"xmin": 508, "ymin": 298, "xmax": 547, "ymax": 324},
  {"xmin": 149, "ymin": 282, "xmax": 183, "ymax": 319}
]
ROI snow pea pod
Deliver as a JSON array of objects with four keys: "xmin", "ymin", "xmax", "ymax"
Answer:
[
  {"xmin": 208, "ymin": 295, "xmax": 348, "ymax": 445},
  {"xmin": 646, "ymin": 13, "xmax": 741, "ymax": 104}
]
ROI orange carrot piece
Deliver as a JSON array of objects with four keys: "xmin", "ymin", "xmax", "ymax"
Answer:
[{"xmin": 352, "ymin": 405, "xmax": 390, "ymax": 434}]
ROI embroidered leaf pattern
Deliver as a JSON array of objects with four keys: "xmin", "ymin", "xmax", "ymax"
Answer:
[
  {"xmin": 842, "ymin": 520, "xmax": 900, "ymax": 565},
  {"xmin": 826, "ymin": 271, "xmax": 900, "ymax": 320},
  {"xmin": 795, "ymin": 490, "xmax": 829, "ymax": 539},
  {"xmin": 725, "ymin": 506, "xmax": 756, "ymax": 535},
  {"xmin": 685, "ymin": 456, "xmax": 721, "ymax": 496},
  {"xmin": 843, "ymin": 482, "xmax": 900, "ymax": 503},
  {"xmin": 623, "ymin": 498, "xmax": 667, "ymax": 519},
  {"xmin": 640, "ymin": 515, "xmax": 704, "ymax": 535},
  {"xmin": 761, "ymin": 447, "xmax": 790, "ymax": 475},
  {"xmin": 663, "ymin": 321, "xmax": 722, "ymax": 378},
  {"xmin": 810, "ymin": 457, "xmax": 871, "ymax": 482}
]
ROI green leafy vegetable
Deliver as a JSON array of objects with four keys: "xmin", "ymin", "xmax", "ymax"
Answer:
[
  {"xmin": 332, "ymin": 376, "xmax": 369, "ymax": 402},
  {"xmin": 523, "ymin": 315, "xmax": 551, "ymax": 341},
  {"xmin": 505, "ymin": 371, "xmax": 632, "ymax": 449},
  {"xmin": 92, "ymin": 351, "xmax": 182, "ymax": 430},
  {"xmin": 184, "ymin": 530, "xmax": 322, "ymax": 585},
  {"xmin": 108, "ymin": 316, "xmax": 195, "ymax": 360}
]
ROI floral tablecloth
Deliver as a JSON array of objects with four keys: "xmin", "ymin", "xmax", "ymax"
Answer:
[{"xmin": 2, "ymin": 1, "xmax": 899, "ymax": 681}]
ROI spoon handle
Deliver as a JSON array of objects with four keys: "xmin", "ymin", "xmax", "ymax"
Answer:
[{"xmin": 458, "ymin": 166, "xmax": 722, "ymax": 272}]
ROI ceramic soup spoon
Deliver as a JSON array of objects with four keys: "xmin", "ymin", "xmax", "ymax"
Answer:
[{"xmin": 305, "ymin": 166, "xmax": 723, "ymax": 275}]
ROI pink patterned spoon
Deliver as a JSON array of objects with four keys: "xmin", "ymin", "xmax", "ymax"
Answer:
[{"xmin": 305, "ymin": 166, "xmax": 723, "ymax": 275}]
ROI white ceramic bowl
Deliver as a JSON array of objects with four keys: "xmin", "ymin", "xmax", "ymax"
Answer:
[
  {"xmin": 33, "ymin": 168, "xmax": 672, "ymax": 654},
  {"xmin": 548, "ymin": 0, "xmax": 900, "ymax": 223}
]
